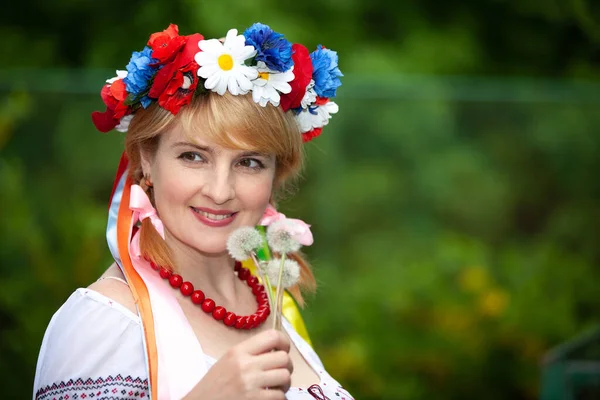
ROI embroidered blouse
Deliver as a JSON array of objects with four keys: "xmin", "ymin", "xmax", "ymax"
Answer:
[{"xmin": 33, "ymin": 287, "xmax": 354, "ymax": 400}]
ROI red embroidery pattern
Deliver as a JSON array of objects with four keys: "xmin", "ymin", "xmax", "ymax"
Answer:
[
  {"xmin": 35, "ymin": 374, "xmax": 148, "ymax": 400},
  {"xmin": 308, "ymin": 384, "xmax": 330, "ymax": 400}
]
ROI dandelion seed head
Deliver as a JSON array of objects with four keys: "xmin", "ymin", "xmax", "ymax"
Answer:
[
  {"xmin": 266, "ymin": 220, "xmax": 301, "ymax": 253},
  {"xmin": 226, "ymin": 227, "xmax": 263, "ymax": 261},
  {"xmin": 265, "ymin": 258, "xmax": 301, "ymax": 288}
]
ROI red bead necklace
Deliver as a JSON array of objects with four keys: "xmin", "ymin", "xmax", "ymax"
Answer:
[{"xmin": 149, "ymin": 260, "xmax": 270, "ymax": 330}]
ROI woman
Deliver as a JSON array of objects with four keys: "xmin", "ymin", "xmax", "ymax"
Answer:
[{"xmin": 33, "ymin": 23, "xmax": 350, "ymax": 400}]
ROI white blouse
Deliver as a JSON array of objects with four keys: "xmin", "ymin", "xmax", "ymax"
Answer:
[{"xmin": 33, "ymin": 286, "xmax": 354, "ymax": 400}]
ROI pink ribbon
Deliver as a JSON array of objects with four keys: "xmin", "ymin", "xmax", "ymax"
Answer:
[
  {"xmin": 259, "ymin": 203, "xmax": 286, "ymax": 226},
  {"xmin": 130, "ymin": 184, "xmax": 165, "ymax": 239},
  {"xmin": 260, "ymin": 204, "xmax": 314, "ymax": 246}
]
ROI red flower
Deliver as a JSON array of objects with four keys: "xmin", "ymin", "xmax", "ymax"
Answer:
[
  {"xmin": 158, "ymin": 61, "xmax": 200, "ymax": 114},
  {"xmin": 280, "ymin": 44, "xmax": 314, "ymax": 112},
  {"xmin": 302, "ymin": 127, "xmax": 322, "ymax": 143},
  {"xmin": 109, "ymin": 80, "xmax": 130, "ymax": 118},
  {"xmin": 150, "ymin": 33, "xmax": 203, "ymax": 114},
  {"xmin": 91, "ymin": 108, "xmax": 119, "ymax": 133},
  {"xmin": 314, "ymin": 96, "xmax": 329, "ymax": 106},
  {"xmin": 301, "ymin": 98, "xmax": 329, "ymax": 142},
  {"xmin": 91, "ymin": 79, "xmax": 131, "ymax": 132},
  {"xmin": 148, "ymin": 24, "xmax": 188, "ymax": 64}
]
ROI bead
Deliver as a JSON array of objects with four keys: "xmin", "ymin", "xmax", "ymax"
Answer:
[
  {"xmin": 252, "ymin": 284, "xmax": 265, "ymax": 295},
  {"xmin": 180, "ymin": 282, "xmax": 194, "ymax": 296},
  {"xmin": 234, "ymin": 261, "xmax": 241, "ymax": 272},
  {"xmin": 159, "ymin": 268, "xmax": 172, "ymax": 279},
  {"xmin": 247, "ymin": 276, "xmax": 259, "ymax": 288},
  {"xmin": 191, "ymin": 290, "xmax": 205, "ymax": 304},
  {"xmin": 150, "ymin": 261, "xmax": 160, "ymax": 271},
  {"xmin": 258, "ymin": 296, "xmax": 269, "ymax": 306},
  {"xmin": 201, "ymin": 298, "xmax": 215, "ymax": 313},
  {"xmin": 257, "ymin": 304, "xmax": 269, "ymax": 312},
  {"xmin": 169, "ymin": 274, "xmax": 183, "ymax": 288},
  {"xmin": 212, "ymin": 306, "xmax": 226, "ymax": 320},
  {"xmin": 257, "ymin": 307, "xmax": 270, "ymax": 318},
  {"xmin": 257, "ymin": 310, "xmax": 267, "ymax": 322},
  {"xmin": 237, "ymin": 268, "xmax": 250, "ymax": 281},
  {"xmin": 224, "ymin": 312, "xmax": 237, "ymax": 326},
  {"xmin": 247, "ymin": 315, "xmax": 259, "ymax": 329},
  {"xmin": 234, "ymin": 316, "xmax": 246, "ymax": 329}
]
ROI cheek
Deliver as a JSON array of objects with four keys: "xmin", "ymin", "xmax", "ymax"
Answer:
[
  {"xmin": 152, "ymin": 159, "xmax": 195, "ymax": 207},
  {"xmin": 237, "ymin": 174, "xmax": 274, "ymax": 209}
]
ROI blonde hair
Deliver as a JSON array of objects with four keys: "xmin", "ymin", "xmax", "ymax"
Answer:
[{"xmin": 124, "ymin": 93, "xmax": 316, "ymax": 305}]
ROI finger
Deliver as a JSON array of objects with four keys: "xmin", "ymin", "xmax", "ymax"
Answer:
[
  {"xmin": 258, "ymin": 388, "xmax": 286, "ymax": 400},
  {"xmin": 244, "ymin": 329, "xmax": 290, "ymax": 355},
  {"xmin": 255, "ymin": 350, "xmax": 290, "ymax": 371},
  {"xmin": 258, "ymin": 368, "xmax": 292, "ymax": 390}
]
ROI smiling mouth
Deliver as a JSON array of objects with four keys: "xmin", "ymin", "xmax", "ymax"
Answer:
[{"xmin": 191, "ymin": 207, "xmax": 236, "ymax": 221}]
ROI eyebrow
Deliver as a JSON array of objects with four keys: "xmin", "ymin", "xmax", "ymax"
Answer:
[
  {"xmin": 172, "ymin": 141, "xmax": 211, "ymax": 153},
  {"xmin": 172, "ymin": 141, "xmax": 273, "ymax": 159}
]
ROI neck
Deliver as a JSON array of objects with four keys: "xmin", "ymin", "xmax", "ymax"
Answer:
[{"xmin": 165, "ymin": 234, "xmax": 240, "ymax": 301}]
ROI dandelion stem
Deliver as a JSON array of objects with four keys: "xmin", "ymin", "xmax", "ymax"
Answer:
[
  {"xmin": 250, "ymin": 252, "xmax": 274, "ymax": 310},
  {"xmin": 273, "ymin": 253, "xmax": 287, "ymax": 331}
]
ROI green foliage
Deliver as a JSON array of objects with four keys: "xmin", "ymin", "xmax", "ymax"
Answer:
[
  {"xmin": 1, "ymin": 1, "xmax": 600, "ymax": 399},
  {"xmin": 287, "ymin": 80, "xmax": 600, "ymax": 399}
]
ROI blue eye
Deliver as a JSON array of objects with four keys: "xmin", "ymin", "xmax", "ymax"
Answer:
[{"xmin": 179, "ymin": 152, "xmax": 204, "ymax": 162}]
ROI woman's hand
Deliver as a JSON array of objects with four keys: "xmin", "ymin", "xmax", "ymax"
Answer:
[{"xmin": 183, "ymin": 329, "xmax": 293, "ymax": 400}]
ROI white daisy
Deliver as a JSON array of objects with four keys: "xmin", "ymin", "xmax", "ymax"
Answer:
[
  {"xmin": 195, "ymin": 29, "xmax": 258, "ymax": 96},
  {"xmin": 300, "ymin": 79, "xmax": 317, "ymax": 109},
  {"xmin": 251, "ymin": 62, "xmax": 294, "ymax": 107},
  {"xmin": 106, "ymin": 70, "xmax": 128, "ymax": 84},
  {"xmin": 295, "ymin": 101, "xmax": 339, "ymax": 133}
]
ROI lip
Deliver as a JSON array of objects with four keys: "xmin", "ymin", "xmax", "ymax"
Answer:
[
  {"xmin": 194, "ymin": 207, "xmax": 236, "ymax": 215},
  {"xmin": 191, "ymin": 207, "xmax": 237, "ymax": 227}
]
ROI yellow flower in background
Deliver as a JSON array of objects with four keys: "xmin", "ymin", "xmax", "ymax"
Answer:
[
  {"xmin": 323, "ymin": 338, "xmax": 385, "ymax": 397},
  {"xmin": 436, "ymin": 307, "xmax": 474, "ymax": 335},
  {"xmin": 458, "ymin": 266, "xmax": 490, "ymax": 293},
  {"xmin": 479, "ymin": 288, "xmax": 510, "ymax": 317},
  {"xmin": 323, "ymin": 339, "xmax": 369, "ymax": 382}
]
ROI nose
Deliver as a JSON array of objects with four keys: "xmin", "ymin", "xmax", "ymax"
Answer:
[{"xmin": 200, "ymin": 165, "xmax": 235, "ymax": 205}]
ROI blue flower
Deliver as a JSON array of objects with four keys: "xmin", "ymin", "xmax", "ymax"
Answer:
[
  {"xmin": 310, "ymin": 45, "xmax": 343, "ymax": 98},
  {"xmin": 243, "ymin": 23, "xmax": 293, "ymax": 72},
  {"xmin": 123, "ymin": 46, "xmax": 158, "ymax": 107}
]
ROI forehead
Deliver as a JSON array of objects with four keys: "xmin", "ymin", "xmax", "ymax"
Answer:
[{"xmin": 161, "ymin": 122, "xmax": 272, "ymax": 156}]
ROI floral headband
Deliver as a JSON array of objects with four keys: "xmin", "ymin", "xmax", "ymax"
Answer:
[{"xmin": 91, "ymin": 23, "xmax": 343, "ymax": 142}]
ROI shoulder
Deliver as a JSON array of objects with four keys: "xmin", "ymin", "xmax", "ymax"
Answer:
[
  {"xmin": 87, "ymin": 263, "xmax": 137, "ymax": 315},
  {"xmin": 33, "ymin": 270, "xmax": 147, "ymax": 398},
  {"xmin": 36, "ymin": 285, "xmax": 143, "ymax": 365}
]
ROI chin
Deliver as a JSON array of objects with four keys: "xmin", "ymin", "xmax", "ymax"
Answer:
[{"xmin": 187, "ymin": 237, "xmax": 229, "ymax": 256}]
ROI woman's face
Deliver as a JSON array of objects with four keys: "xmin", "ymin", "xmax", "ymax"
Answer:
[{"xmin": 141, "ymin": 123, "xmax": 276, "ymax": 256}]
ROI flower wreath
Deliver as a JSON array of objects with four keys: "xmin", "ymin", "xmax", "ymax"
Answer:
[{"xmin": 91, "ymin": 23, "xmax": 343, "ymax": 142}]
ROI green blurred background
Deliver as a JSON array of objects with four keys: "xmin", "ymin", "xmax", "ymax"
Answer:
[{"xmin": 2, "ymin": 0, "xmax": 600, "ymax": 399}]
